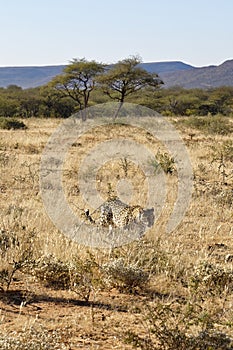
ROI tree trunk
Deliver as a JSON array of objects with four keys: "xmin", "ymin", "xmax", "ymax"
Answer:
[
  {"xmin": 113, "ymin": 101, "xmax": 124, "ymax": 120},
  {"xmin": 80, "ymin": 109, "xmax": 87, "ymax": 121}
]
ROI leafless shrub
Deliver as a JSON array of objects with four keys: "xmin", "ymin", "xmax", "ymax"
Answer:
[
  {"xmin": 119, "ymin": 157, "xmax": 132, "ymax": 177},
  {"xmin": 0, "ymin": 152, "xmax": 10, "ymax": 166},
  {"xmin": 0, "ymin": 227, "xmax": 36, "ymax": 290},
  {"xmin": 0, "ymin": 229, "xmax": 19, "ymax": 256}
]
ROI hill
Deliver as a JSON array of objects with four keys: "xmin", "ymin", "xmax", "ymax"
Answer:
[
  {"xmin": 140, "ymin": 61, "xmax": 194, "ymax": 74},
  {"xmin": 160, "ymin": 59, "xmax": 233, "ymax": 88},
  {"xmin": 0, "ymin": 65, "xmax": 65, "ymax": 89},
  {"xmin": 0, "ymin": 61, "xmax": 194, "ymax": 89},
  {"xmin": 0, "ymin": 60, "xmax": 232, "ymax": 89}
]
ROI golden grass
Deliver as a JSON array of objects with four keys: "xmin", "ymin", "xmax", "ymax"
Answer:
[{"xmin": 0, "ymin": 116, "xmax": 233, "ymax": 349}]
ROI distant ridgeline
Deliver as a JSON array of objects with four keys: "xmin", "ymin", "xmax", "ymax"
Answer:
[
  {"xmin": 0, "ymin": 65, "xmax": 65, "ymax": 89},
  {"xmin": 0, "ymin": 60, "xmax": 233, "ymax": 89}
]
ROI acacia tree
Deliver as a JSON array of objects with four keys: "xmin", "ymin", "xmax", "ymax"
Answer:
[
  {"xmin": 49, "ymin": 58, "xmax": 104, "ymax": 120},
  {"xmin": 97, "ymin": 56, "xmax": 163, "ymax": 118}
]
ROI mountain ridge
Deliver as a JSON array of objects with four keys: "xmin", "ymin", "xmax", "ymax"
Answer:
[
  {"xmin": 159, "ymin": 59, "xmax": 233, "ymax": 88},
  {"xmin": 0, "ymin": 60, "xmax": 232, "ymax": 89}
]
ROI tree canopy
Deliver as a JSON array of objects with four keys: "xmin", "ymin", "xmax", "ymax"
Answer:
[
  {"xmin": 97, "ymin": 56, "xmax": 163, "ymax": 117},
  {"xmin": 49, "ymin": 58, "xmax": 104, "ymax": 119}
]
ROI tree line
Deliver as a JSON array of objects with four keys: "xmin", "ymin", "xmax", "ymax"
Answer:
[{"xmin": 0, "ymin": 56, "xmax": 233, "ymax": 119}]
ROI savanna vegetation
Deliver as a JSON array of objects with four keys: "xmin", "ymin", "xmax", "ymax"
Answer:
[
  {"xmin": 0, "ymin": 57, "xmax": 232, "ymax": 121},
  {"xmin": 0, "ymin": 56, "xmax": 233, "ymax": 349}
]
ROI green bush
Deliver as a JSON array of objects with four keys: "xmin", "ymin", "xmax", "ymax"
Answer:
[
  {"xmin": 179, "ymin": 115, "xmax": 232, "ymax": 135},
  {"xmin": 149, "ymin": 151, "xmax": 175, "ymax": 174},
  {"xmin": 0, "ymin": 117, "xmax": 26, "ymax": 130}
]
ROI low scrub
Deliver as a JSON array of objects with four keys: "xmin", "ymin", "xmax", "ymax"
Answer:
[
  {"xmin": 178, "ymin": 115, "xmax": 232, "ymax": 135},
  {"xmin": 102, "ymin": 257, "xmax": 149, "ymax": 291},
  {"xmin": 0, "ymin": 117, "xmax": 26, "ymax": 130},
  {"xmin": 31, "ymin": 254, "xmax": 100, "ymax": 301},
  {"xmin": 0, "ymin": 326, "xmax": 69, "ymax": 350},
  {"xmin": 125, "ymin": 300, "xmax": 233, "ymax": 350},
  {"xmin": 190, "ymin": 261, "xmax": 233, "ymax": 296}
]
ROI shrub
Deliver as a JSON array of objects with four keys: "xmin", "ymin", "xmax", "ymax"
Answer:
[
  {"xmin": 31, "ymin": 254, "xmax": 99, "ymax": 301},
  {"xmin": 149, "ymin": 151, "xmax": 175, "ymax": 174},
  {"xmin": 102, "ymin": 257, "xmax": 149, "ymax": 291},
  {"xmin": 190, "ymin": 261, "xmax": 233, "ymax": 295},
  {"xmin": 0, "ymin": 327, "xmax": 69, "ymax": 350},
  {"xmin": 215, "ymin": 188, "xmax": 233, "ymax": 207},
  {"xmin": 101, "ymin": 239, "xmax": 168, "ymax": 292},
  {"xmin": 125, "ymin": 301, "xmax": 233, "ymax": 350},
  {"xmin": 32, "ymin": 255, "xmax": 74, "ymax": 290},
  {"xmin": 0, "ymin": 117, "xmax": 26, "ymax": 130},
  {"xmin": 125, "ymin": 328, "xmax": 233, "ymax": 350},
  {"xmin": 179, "ymin": 115, "xmax": 232, "ymax": 135},
  {"xmin": 0, "ymin": 227, "xmax": 36, "ymax": 291},
  {"xmin": 210, "ymin": 186, "xmax": 233, "ymax": 207},
  {"xmin": 212, "ymin": 140, "xmax": 233, "ymax": 163},
  {"xmin": 0, "ymin": 229, "xmax": 19, "ymax": 256}
]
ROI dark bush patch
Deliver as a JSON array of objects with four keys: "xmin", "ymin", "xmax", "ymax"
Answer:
[{"xmin": 0, "ymin": 117, "xmax": 27, "ymax": 130}]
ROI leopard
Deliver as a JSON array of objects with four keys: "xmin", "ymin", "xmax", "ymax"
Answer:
[{"xmin": 84, "ymin": 197, "xmax": 144, "ymax": 230}]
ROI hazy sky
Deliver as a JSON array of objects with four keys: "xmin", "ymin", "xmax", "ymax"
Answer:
[{"xmin": 0, "ymin": 0, "xmax": 232, "ymax": 67}]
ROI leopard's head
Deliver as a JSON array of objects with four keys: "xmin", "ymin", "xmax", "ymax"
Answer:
[{"xmin": 131, "ymin": 205, "xmax": 144, "ymax": 221}]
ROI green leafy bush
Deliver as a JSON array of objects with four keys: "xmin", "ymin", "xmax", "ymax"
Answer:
[{"xmin": 149, "ymin": 151, "xmax": 175, "ymax": 174}]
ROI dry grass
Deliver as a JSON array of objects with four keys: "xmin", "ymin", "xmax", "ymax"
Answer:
[{"xmin": 0, "ymin": 116, "xmax": 233, "ymax": 349}]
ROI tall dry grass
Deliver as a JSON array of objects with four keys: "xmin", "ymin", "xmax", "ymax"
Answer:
[{"xmin": 0, "ymin": 116, "xmax": 233, "ymax": 349}]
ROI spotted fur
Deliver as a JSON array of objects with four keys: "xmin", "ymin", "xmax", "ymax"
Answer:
[{"xmin": 85, "ymin": 197, "xmax": 144, "ymax": 229}]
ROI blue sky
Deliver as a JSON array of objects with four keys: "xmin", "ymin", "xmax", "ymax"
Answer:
[{"xmin": 0, "ymin": 0, "xmax": 232, "ymax": 67}]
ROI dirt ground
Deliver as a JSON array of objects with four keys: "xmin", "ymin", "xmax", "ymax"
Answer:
[{"xmin": 1, "ymin": 277, "xmax": 168, "ymax": 349}]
